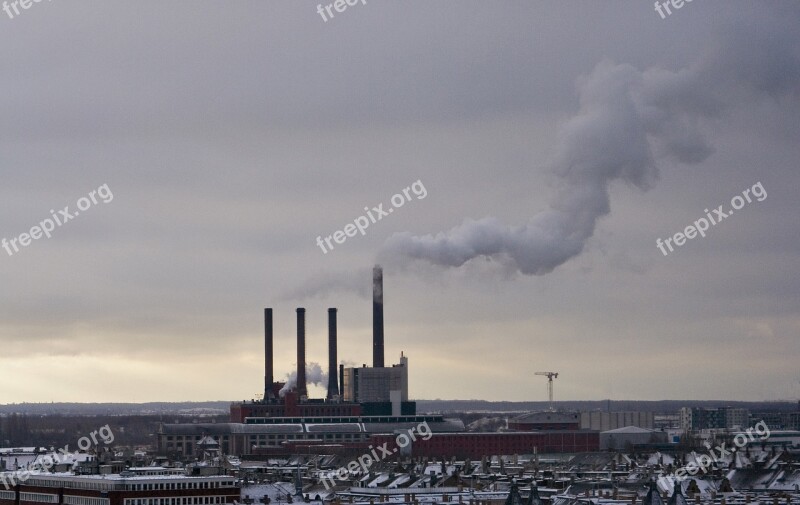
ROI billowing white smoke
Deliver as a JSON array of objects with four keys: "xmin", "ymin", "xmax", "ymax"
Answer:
[
  {"xmin": 382, "ymin": 32, "xmax": 799, "ymax": 275},
  {"xmin": 278, "ymin": 362, "xmax": 327, "ymax": 397}
]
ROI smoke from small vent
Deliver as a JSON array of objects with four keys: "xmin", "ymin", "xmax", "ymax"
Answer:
[{"xmin": 279, "ymin": 362, "xmax": 328, "ymax": 397}]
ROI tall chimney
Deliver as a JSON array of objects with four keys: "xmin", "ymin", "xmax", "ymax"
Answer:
[
  {"xmin": 339, "ymin": 364, "xmax": 345, "ymax": 401},
  {"xmin": 296, "ymin": 308, "xmax": 307, "ymax": 397},
  {"xmin": 326, "ymin": 308, "xmax": 339, "ymax": 400},
  {"xmin": 264, "ymin": 308, "xmax": 274, "ymax": 400},
  {"xmin": 373, "ymin": 265, "xmax": 385, "ymax": 368}
]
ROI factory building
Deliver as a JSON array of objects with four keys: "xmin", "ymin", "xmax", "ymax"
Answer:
[
  {"xmin": 158, "ymin": 415, "xmax": 465, "ymax": 457},
  {"xmin": 508, "ymin": 411, "xmax": 654, "ymax": 432},
  {"xmin": 599, "ymin": 426, "xmax": 668, "ymax": 450},
  {"xmin": 158, "ymin": 265, "xmax": 600, "ymax": 459},
  {"xmin": 161, "ymin": 266, "xmax": 427, "ymax": 457},
  {"xmin": 228, "ymin": 265, "xmax": 413, "ymax": 423},
  {"xmin": 342, "ymin": 355, "xmax": 408, "ymax": 403},
  {"xmin": 0, "ymin": 469, "xmax": 239, "ymax": 505},
  {"xmin": 580, "ymin": 411, "xmax": 655, "ymax": 431},
  {"xmin": 229, "ymin": 392, "xmax": 361, "ymax": 422},
  {"xmin": 507, "ymin": 412, "xmax": 581, "ymax": 431}
]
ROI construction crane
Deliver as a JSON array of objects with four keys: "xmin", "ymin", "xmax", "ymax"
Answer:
[{"xmin": 535, "ymin": 371, "xmax": 559, "ymax": 411}]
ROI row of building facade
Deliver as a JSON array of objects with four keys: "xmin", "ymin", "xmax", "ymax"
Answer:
[
  {"xmin": 680, "ymin": 407, "xmax": 800, "ymax": 431},
  {"xmin": 0, "ymin": 468, "xmax": 239, "ymax": 505}
]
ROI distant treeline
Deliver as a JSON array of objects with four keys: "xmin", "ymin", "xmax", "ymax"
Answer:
[
  {"xmin": 0, "ymin": 402, "xmax": 231, "ymax": 416},
  {"xmin": 0, "ymin": 413, "xmax": 228, "ymax": 448},
  {"xmin": 414, "ymin": 399, "xmax": 800, "ymax": 414},
  {"xmin": 1, "ymin": 400, "xmax": 796, "ymax": 417}
]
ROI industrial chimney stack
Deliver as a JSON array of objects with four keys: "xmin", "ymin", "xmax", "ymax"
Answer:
[
  {"xmin": 373, "ymin": 265, "xmax": 385, "ymax": 368},
  {"xmin": 296, "ymin": 307, "xmax": 307, "ymax": 397},
  {"xmin": 264, "ymin": 308, "xmax": 274, "ymax": 400},
  {"xmin": 326, "ymin": 308, "xmax": 339, "ymax": 400}
]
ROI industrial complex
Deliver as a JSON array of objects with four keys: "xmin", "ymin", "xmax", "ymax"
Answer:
[
  {"xmin": 158, "ymin": 266, "xmax": 599, "ymax": 458},
  {"xmin": 3, "ymin": 265, "xmax": 800, "ymax": 505}
]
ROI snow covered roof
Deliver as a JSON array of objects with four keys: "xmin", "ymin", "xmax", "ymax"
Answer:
[{"xmin": 603, "ymin": 426, "xmax": 656, "ymax": 434}]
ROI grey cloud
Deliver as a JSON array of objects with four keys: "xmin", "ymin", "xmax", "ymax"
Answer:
[{"xmin": 382, "ymin": 32, "xmax": 800, "ymax": 276}]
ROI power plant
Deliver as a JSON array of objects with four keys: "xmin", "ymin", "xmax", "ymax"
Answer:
[
  {"xmin": 157, "ymin": 265, "xmax": 597, "ymax": 458},
  {"xmin": 242, "ymin": 265, "xmax": 412, "ymax": 421}
]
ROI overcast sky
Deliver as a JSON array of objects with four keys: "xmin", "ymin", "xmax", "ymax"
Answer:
[{"xmin": 1, "ymin": 1, "xmax": 798, "ymax": 404}]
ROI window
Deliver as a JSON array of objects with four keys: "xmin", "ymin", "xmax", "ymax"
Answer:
[{"xmin": 21, "ymin": 493, "xmax": 59, "ymax": 503}]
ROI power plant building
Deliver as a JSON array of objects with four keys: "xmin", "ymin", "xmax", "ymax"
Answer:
[
  {"xmin": 156, "ymin": 265, "xmax": 600, "ymax": 458},
  {"xmin": 342, "ymin": 354, "xmax": 408, "ymax": 403}
]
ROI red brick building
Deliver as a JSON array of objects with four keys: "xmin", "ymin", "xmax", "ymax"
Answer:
[
  {"xmin": 371, "ymin": 431, "xmax": 599, "ymax": 458},
  {"xmin": 230, "ymin": 393, "xmax": 362, "ymax": 423}
]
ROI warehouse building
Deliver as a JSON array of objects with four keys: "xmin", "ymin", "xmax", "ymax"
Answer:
[{"xmin": 599, "ymin": 426, "xmax": 668, "ymax": 450}]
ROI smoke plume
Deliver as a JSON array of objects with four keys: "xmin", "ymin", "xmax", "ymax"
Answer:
[
  {"xmin": 278, "ymin": 267, "xmax": 372, "ymax": 301},
  {"xmin": 382, "ymin": 32, "xmax": 799, "ymax": 275},
  {"xmin": 279, "ymin": 362, "xmax": 327, "ymax": 397}
]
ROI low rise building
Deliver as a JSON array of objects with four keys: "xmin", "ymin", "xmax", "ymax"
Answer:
[
  {"xmin": 0, "ymin": 469, "xmax": 239, "ymax": 505},
  {"xmin": 158, "ymin": 415, "xmax": 464, "ymax": 457},
  {"xmin": 508, "ymin": 412, "xmax": 580, "ymax": 431},
  {"xmin": 599, "ymin": 426, "xmax": 668, "ymax": 450},
  {"xmin": 680, "ymin": 407, "xmax": 751, "ymax": 431},
  {"xmin": 581, "ymin": 412, "xmax": 654, "ymax": 431}
]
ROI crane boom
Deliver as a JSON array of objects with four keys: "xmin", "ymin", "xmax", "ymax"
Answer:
[{"xmin": 534, "ymin": 371, "xmax": 559, "ymax": 411}]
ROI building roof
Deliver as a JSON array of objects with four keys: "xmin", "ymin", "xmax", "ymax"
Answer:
[
  {"xmin": 528, "ymin": 485, "xmax": 543, "ymax": 505},
  {"xmin": 160, "ymin": 423, "xmax": 304, "ymax": 435},
  {"xmin": 504, "ymin": 483, "xmax": 525, "ymax": 505},
  {"xmin": 305, "ymin": 423, "xmax": 363, "ymax": 433},
  {"xmin": 602, "ymin": 426, "xmax": 656, "ymax": 434},
  {"xmin": 510, "ymin": 412, "xmax": 580, "ymax": 423},
  {"xmin": 161, "ymin": 419, "xmax": 464, "ymax": 436},
  {"xmin": 666, "ymin": 480, "xmax": 688, "ymax": 505},
  {"xmin": 643, "ymin": 481, "xmax": 665, "ymax": 505},
  {"xmin": 17, "ymin": 472, "xmax": 238, "ymax": 485}
]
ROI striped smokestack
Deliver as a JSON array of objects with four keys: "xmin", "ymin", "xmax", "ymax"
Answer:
[
  {"xmin": 373, "ymin": 265, "xmax": 384, "ymax": 368},
  {"xmin": 264, "ymin": 308, "xmax": 274, "ymax": 400},
  {"xmin": 326, "ymin": 308, "xmax": 339, "ymax": 400},
  {"xmin": 296, "ymin": 307, "xmax": 307, "ymax": 397}
]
